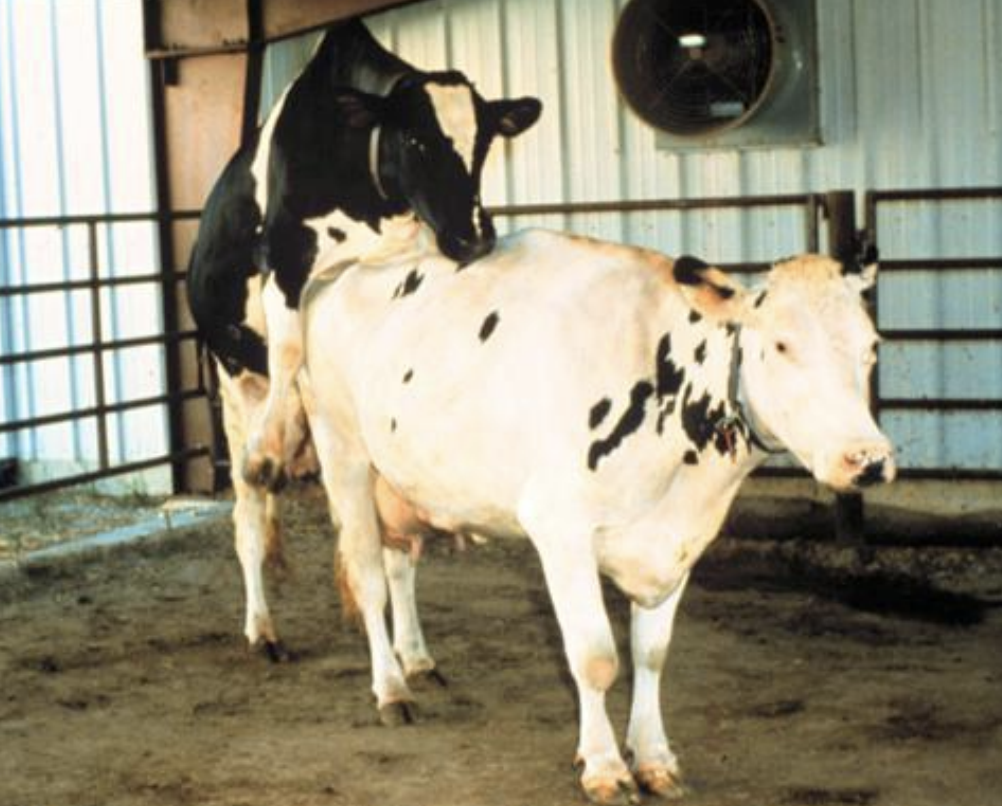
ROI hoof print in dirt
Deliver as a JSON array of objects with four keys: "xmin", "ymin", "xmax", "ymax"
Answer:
[{"xmin": 379, "ymin": 701, "xmax": 419, "ymax": 727}]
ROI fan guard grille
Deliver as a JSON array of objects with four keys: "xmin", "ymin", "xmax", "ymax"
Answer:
[{"xmin": 613, "ymin": 0, "xmax": 778, "ymax": 137}]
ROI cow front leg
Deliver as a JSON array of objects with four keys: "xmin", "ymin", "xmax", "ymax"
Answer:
[
  {"xmin": 243, "ymin": 281, "xmax": 302, "ymax": 491},
  {"xmin": 533, "ymin": 538, "xmax": 637, "ymax": 805},
  {"xmin": 626, "ymin": 577, "xmax": 689, "ymax": 799}
]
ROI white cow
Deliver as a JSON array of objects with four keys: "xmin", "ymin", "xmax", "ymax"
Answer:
[{"xmin": 299, "ymin": 229, "xmax": 895, "ymax": 803}]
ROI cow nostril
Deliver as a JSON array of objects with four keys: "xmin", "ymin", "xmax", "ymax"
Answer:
[{"xmin": 854, "ymin": 458, "xmax": 887, "ymax": 488}]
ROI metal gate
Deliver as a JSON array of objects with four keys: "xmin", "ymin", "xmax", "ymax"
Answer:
[
  {"xmin": 1, "ymin": 188, "xmax": 999, "ymax": 503},
  {"xmin": 865, "ymin": 187, "xmax": 1002, "ymax": 481},
  {"xmin": 0, "ymin": 210, "xmax": 206, "ymax": 502}
]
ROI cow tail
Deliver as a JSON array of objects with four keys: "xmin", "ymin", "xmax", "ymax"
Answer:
[{"xmin": 334, "ymin": 550, "xmax": 364, "ymax": 629}]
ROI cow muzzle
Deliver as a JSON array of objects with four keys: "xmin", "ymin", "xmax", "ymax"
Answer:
[
  {"xmin": 826, "ymin": 441, "xmax": 897, "ymax": 491},
  {"xmin": 440, "ymin": 230, "xmax": 495, "ymax": 266}
]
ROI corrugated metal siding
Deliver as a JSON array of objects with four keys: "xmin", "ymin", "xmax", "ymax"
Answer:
[
  {"xmin": 261, "ymin": 0, "xmax": 1002, "ymax": 475},
  {"xmin": 0, "ymin": 0, "xmax": 167, "ymax": 492}
]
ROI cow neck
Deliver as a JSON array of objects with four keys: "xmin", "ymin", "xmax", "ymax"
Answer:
[{"xmin": 727, "ymin": 326, "xmax": 786, "ymax": 456}]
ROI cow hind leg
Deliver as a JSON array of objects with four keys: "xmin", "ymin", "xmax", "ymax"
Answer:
[
  {"xmin": 219, "ymin": 368, "xmax": 289, "ymax": 661},
  {"xmin": 311, "ymin": 420, "xmax": 416, "ymax": 723},
  {"xmin": 626, "ymin": 578, "xmax": 689, "ymax": 799},
  {"xmin": 242, "ymin": 281, "xmax": 303, "ymax": 491},
  {"xmin": 383, "ymin": 546, "xmax": 440, "ymax": 682}
]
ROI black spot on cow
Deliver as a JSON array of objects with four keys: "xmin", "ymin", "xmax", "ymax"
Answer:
[
  {"xmin": 402, "ymin": 368, "xmax": 414, "ymax": 384},
  {"xmin": 753, "ymin": 290, "xmax": 768, "ymax": 309},
  {"xmin": 673, "ymin": 255, "xmax": 710, "ymax": 286},
  {"xmin": 655, "ymin": 334, "xmax": 686, "ymax": 399},
  {"xmin": 479, "ymin": 311, "xmax": 500, "ymax": 342},
  {"xmin": 393, "ymin": 268, "xmax": 424, "ymax": 299},
  {"xmin": 683, "ymin": 449, "xmax": 699, "ymax": 466},
  {"xmin": 694, "ymin": 340, "xmax": 707, "ymax": 365},
  {"xmin": 688, "ymin": 310, "xmax": 702, "ymax": 325},
  {"xmin": 725, "ymin": 322, "xmax": 738, "ymax": 337},
  {"xmin": 680, "ymin": 385, "xmax": 732, "ymax": 456},
  {"xmin": 589, "ymin": 398, "xmax": 612, "ymax": 429},
  {"xmin": 326, "ymin": 226, "xmax": 347, "ymax": 243},
  {"xmin": 587, "ymin": 381, "xmax": 654, "ymax": 471},
  {"xmin": 390, "ymin": 418, "xmax": 398, "ymax": 433},
  {"xmin": 653, "ymin": 333, "xmax": 686, "ymax": 434}
]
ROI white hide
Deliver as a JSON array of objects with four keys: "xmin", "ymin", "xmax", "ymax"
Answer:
[{"xmin": 301, "ymin": 229, "xmax": 894, "ymax": 801}]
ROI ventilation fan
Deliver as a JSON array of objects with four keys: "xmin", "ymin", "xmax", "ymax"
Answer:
[{"xmin": 612, "ymin": 0, "xmax": 818, "ymax": 148}]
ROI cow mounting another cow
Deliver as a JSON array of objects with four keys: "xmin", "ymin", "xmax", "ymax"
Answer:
[{"xmin": 185, "ymin": 19, "xmax": 541, "ymax": 657}]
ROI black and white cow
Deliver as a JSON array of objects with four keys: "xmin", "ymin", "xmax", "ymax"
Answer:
[
  {"xmin": 185, "ymin": 19, "xmax": 540, "ymax": 656},
  {"xmin": 299, "ymin": 230, "xmax": 896, "ymax": 803}
]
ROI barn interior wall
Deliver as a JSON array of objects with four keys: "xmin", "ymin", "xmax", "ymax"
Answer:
[{"xmin": 157, "ymin": 0, "xmax": 1000, "ymax": 494}]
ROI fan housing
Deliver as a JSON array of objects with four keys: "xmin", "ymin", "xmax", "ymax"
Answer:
[{"xmin": 612, "ymin": 0, "xmax": 818, "ymax": 149}]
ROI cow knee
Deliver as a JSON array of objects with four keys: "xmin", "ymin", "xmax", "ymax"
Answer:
[{"xmin": 581, "ymin": 649, "xmax": 619, "ymax": 691}]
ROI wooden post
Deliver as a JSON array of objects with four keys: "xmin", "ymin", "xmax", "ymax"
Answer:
[{"xmin": 826, "ymin": 190, "xmax": 865, "ymax": 544}]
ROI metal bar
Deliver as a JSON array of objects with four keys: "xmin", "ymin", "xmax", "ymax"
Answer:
[
  {"xmin": 489, "ymin": 193, "xmax": 814, "ymax": 218},
  {"xmin": 894, "ymin": 467, "xmax": 1002, "ymax": 481},
  {"xmin": 0, "ymin": 331, "xmax": 198, "ymax": 367},
  {"xmin": 805, "ymin": 194, "xmax": 822, "ymax": 252},
  {"xmin": 881, "ymin": 328, "xmax": 1002, "ymax": 341},
  {"xmin": 0, "ymin": 209, "xmax": 200, "ymax": 228},
  {"xmin": 878, "ymin": 258, "xmax": 1002, "ymax": 271},
  {"xmin": 86, "ymin": 222, "xmax": 110, "ymax": 471},
  {"xmin": 146, "ymin": 42, "xmax": 249, "ymax": 61},
  {"xmin": 825, "ymin": 190, "xmax": 865, "ymax": 544},
  {"xmin": 0, "ymin": 389, "xmax": 205, "ymax": 435},
  {"xmin": 879, "ymin": 398, "xmax": 1002, "ymax": 412},
  {"xmin": 868, "ymin": 186, "xmax": 1002, "ymax": 203},
  {"xmin": 0, "ymin": 271, "xmax": 186, "ymax": 298},
  {"xmin": 147, "ymin": 45, "xmax": 187, "ymax": 495},
  {"xmin": 0, "ymin": 447, "xmax": 209, "ymax": 504}
]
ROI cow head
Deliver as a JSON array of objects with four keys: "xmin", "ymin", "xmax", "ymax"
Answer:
[
  {"xmin": 335, "ymin": 73, "xmax": 541, "ymax": 265},
  {"xmin": 675, "ymin": 254, "xmax": 896, "ymax": 491}
]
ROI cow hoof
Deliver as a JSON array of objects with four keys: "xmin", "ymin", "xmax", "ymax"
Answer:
[
  {"xmin": 634, "ymin": 765, "xmax": 687, "ymax": 799},
  {"xmin": 262, "ymin": 640, "xmax": 297, "ymax": 664},
  {"xmin": 581, "ymin": 775, "xmax": 641, "ymax": 806},
  {"xmin": 406, "ymin": 667, "xmax": 448, "ymax": 689},
  {"xmin": 378, "ymin": 700, "xmax": 419, "ymax": 727}
]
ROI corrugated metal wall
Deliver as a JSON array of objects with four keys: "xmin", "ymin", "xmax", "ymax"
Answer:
[
  {"xmin": 0, "ymin": 0, "xmax": 168, "ymax": 492},
  {"xmin": 262, "ymin": 0, "xmax": 1002, "ymax": 475}
]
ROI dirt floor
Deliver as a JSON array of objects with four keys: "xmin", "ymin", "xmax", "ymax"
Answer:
[{"xmin": 1, "ymin": 484, "xmax": 1001, "ymax": 806}]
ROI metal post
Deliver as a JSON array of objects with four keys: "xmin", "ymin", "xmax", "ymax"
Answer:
[
  {"xmin": 87, "ymin": 222, "xmax": 110, "ymax": 471},
  {"xmin": 825, "ymin": 190, "xmax": 865, "ymax": 544},
  {"xmin": 145, "ymin": 0, "xmax": 188, "ymax": 494}
]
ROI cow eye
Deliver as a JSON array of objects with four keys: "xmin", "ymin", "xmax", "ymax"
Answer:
[{"xmin": 775, "ymin": 340, "xmax": 789, "ymax": 356}]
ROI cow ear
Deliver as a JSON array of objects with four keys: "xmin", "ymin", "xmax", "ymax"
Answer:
[
  {"xmin": 846, "ymin": 261, "xmax": 878, "ymax": 294},
  {"xmin": 490, "ymin": 96, "xmax": 542, "ymax": 137},
  {"xmin": 672, "ymin": 254, "xmax": 750, "ymax": 323},
  {"xmin": 332, "ymin": 88, "xmax": 386, "ymax": 129}
]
